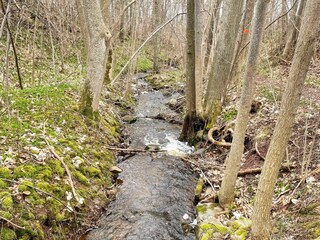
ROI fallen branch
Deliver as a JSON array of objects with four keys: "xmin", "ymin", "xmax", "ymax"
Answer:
[
  {"xmin": 0, "ymin": 216, "xmax": 25, "ymax": 229},
  {"xmin": 106, "ymin": 146, "xmax": 165, "ymax": 153},
  {"xmin": 111, "ymin": 12, "xmax": 186, "ymax": 84},
  {"xmin": 238, "ymin": 164, "xmax": 295, "ymax": 176},
  {"xmin": 42, "ymin": 122, "xmax": 80, "ymax": 203},
  {"xmin": 208, "ymin": 128, "xmax": 232, "ymax": 147}
]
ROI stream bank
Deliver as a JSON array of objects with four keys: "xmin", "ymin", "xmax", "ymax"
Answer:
[{"xmin": 86, "ymin": 77, "xmax": 197, "ymax": 239}]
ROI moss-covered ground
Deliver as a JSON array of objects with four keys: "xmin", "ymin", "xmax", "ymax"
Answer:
[{"xmin": 0, "ymin": 81, "xmax": 124, "ymax": 239}]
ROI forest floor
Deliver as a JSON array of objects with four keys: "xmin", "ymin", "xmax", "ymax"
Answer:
[{"xmin": 146, "ymin": 62, "xmax": 320, "ymax": 239}]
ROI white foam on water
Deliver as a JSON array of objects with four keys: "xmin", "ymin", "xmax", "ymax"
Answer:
[{"xmin": 161, "ymin": 133, "xmax": 194, "ymax": 157}]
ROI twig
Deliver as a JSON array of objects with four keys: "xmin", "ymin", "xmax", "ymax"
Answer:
[
  {"xmin": 106, "ymin": 146, "xmax": 166, "ymax": 153},
  {"xmin": 42, "ymin": 122, "xmax": 80, "ymax": 203},
  {"xmin": 111, "ymin": 12, "xmax": 186, "ymax": 84},
  {"xmin": 0, "ymin": 216, "xmax": 25, "ymax": 229},
  {"xmin": 208, "ymin": 128, "xmax": 232, "ymax": 147},
  {"xmin": 255, "ymin": 141, "xmax": 265, "ymax": 161}
]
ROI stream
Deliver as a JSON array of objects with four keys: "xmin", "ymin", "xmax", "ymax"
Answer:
[{"xmin": 86, "ymin": 77, "xmax": 197, "ymax": 240}]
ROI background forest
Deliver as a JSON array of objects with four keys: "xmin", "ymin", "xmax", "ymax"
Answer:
[{"xmin": 0, "ymin": 0, "xmax": 319, "ymax": 239}]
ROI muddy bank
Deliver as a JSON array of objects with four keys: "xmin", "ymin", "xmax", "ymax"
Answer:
[{"xmin": 87, "ymin": 79, "xmax": 197, "ymax": 239}]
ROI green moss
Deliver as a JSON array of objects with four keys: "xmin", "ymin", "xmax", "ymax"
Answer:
[
  {"xmin": 200, "ymin": 223, "xmax": 228, "ymax": 234},
  {"xmin": 36, "ymin": 167, "xmax": 53, "ymax": 180},
  {"xmin": 55, "ymin": 213, "xmax": 66, "ymax": 222},
  {"xmin": 13, "ymin": 165, "xmax": 37, "ymax": 178},
  {"xmin": 0, "ymin": 210, "xmax": 13, "ymax": 219},
  {"xmin": 223, "ymin": 108, "xmax": 237, "ymax": 121},
  {"xmin": 18, "ymin": 181, "xmax": 34, "ymax": 192},
  {"xmin": 0, "ymin": 179, "xmax": 8, "ymax": 189},
  {"xmin": 196, "ymin": 204, "xmax": 207, "ymax": 213},
  {"xmin": 35, "ymin": 181, "xmax": 51, "ymax": 191},
  {"xmin": 0, "ymin": 167, "xmax": 12, "ymax": 178},
  {"xmin": 0, "ymin": 192, "xmax": 13, "ymax": 210},
  {"xmin": 231, "ymin": 218, "xmax": 252, "ymax": 230},
  {"xmin": 79, "ymin": 81, "xmax": 94, "ymax": 117},
  {"xmin": 22, "ymin": 212, "xmax": 36, "ymax": 220},
  {"xmin": 83, "ymin": 166, "xmax": 101, "ymax": 177},
  {"xmin": 234, "ymin": 228, "xmax": 248, "ymax": 239},
  {"xmin": 48, "ymin": 160, "xmax": 65, "ymax": 176},
  {"xmin": 195, "ymin": 178, "xmax": 204, "ymax": 197},
  {"xmin": 74, "ymin": 171, "xmax": 90, "ymax": 186},
  {"xmin": 0, "ymin": 228, "xmax": 17, "ymax": 240},
  {"xmin": 200, "ymin": 229, "xmax": 214, "ymax": 240}
]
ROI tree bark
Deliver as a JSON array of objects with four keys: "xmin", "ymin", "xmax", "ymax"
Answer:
[
  {"xmin": 204, "ymin": 0, "xmax": 244, "ymax": 128},
  {"xmin": 180, "ymin": 0, "xmax": 197, "ymax": 141},
  {"xmin": 219, "ymin": 0, "xmax": 270, "ymax": 207},
  {"xmin": 251, "ymin": 1, "xmax": 320, "ymax": 239},
  {"xmin": 194, "ymin": 0, "xmax": 203, "ymax": 115},
  {"xmin": 152, "ymin": 0, "xmax": 160, "ymax": 73},
  {"xmin": 77, "ymin": 0, "xmax": 111, "ymax": 116},
  {"xmin": 282, "ymin": 0, "xmax": 306, "ymax": 59}
]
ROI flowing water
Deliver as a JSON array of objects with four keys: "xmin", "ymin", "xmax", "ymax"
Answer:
[{"xmin": 86, "ymin": 78, "xmax": 197, "ymax": 240}]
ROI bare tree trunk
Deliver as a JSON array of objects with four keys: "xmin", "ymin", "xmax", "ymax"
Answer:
[
  {"xmin": 229, "ymin": 0, "xmax": 255, "ymax": 86},
  {"xmin": 204, "ymin": 0, "xmax": 244, "ymax": 128},
  {"xmin": 152, "ymin": 0, "xmax": 160, "ymax": 73},
  {"xmin": 194, "ymin": 0, "xmax": 203, "ymax": 115},
  {"xmin": 203, "ymin": 0, "xmax": 221, "ymax": 70},
  {"xmin": 251, "ymin": 1, "xmax": 320, "ymax": 239},
  {"xmin": 77, "ymin": 0, "xmax": 111, "ymax": 116},
  {"xmin": 180, "ymin": 0, "xmax": 197, "ymax": 142},
  {"xmin": 282, "ymin": 0, "xmax": 306, "ymax": 59},
  {"xmin": 219, "ymin": 0, "xmax": 270, "ymax": 207}
]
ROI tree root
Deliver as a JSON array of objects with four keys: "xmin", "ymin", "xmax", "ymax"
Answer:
[{"xmin": 207, "ymin": 127, "xmax": 232, "ymax": 147}]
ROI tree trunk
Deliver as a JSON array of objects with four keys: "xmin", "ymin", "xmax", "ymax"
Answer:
[
  {"xmin": 180, "ymin": 0, "xmax": 197, "ymax": 142},
  {"xmin": 282, "ymin": 0, "xmax": 306, "ymax": 59},
  {"xmin": 194, "ymin": 0, "xmax": 203, "ymax": 115},
  {"xmin": 229, "ymin": 0, "xmax": 255, "ymax": 86},
  {"xmin": 219, "ymin": 0, "xmax": 270, "ymax": 207},
  {"xmin": 152, "ymin": 0, "xmax": 160, "ymax": 73},
  {"xmin": 251, "ymin": 1, "xmax": 320, "ymax": 239},
  {"xmin": 77, "ymin": 0, "xmax": 111, "ymax": 116},
  {"xmin": 204, "ymin": 0, "xmax": 244, "ymax": 128}
]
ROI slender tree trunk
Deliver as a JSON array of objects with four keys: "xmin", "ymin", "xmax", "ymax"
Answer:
[
  {"xmin": 229, "ymin": 0, "xmax": 255, "ymax": 86},
  {"xmin": 180, "ymin": 0, "xmax": 197, "ymax": 142},
  {"xmin": 204, "ymin": 0, "xmax": 244, "ymax": 128},
  {"xmin": 152, "ymin": 0, "xmax": 160, "ymax": 73},
  {"xmin": 219, "ymin": 0, "xmax": 270, "ymax": 207},
  {"xmin": 77, "ymin": 0, "xmax": 111, "ymax": 116},
  {"xmin": 251, "ymin": 1, "xmax": 320, "ymax": 239},
  {"xmin": 282, "ymin": 0, "xmax": 306, "ymax": 59},
  {"xmin": 194, "ymin": 0, "xmax": 203, "ymax": 115}
]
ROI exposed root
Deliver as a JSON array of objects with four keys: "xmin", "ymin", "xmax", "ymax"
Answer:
[{"xmin": 207, "ymin": 127, "xmax": 232, "ymax": 147}]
